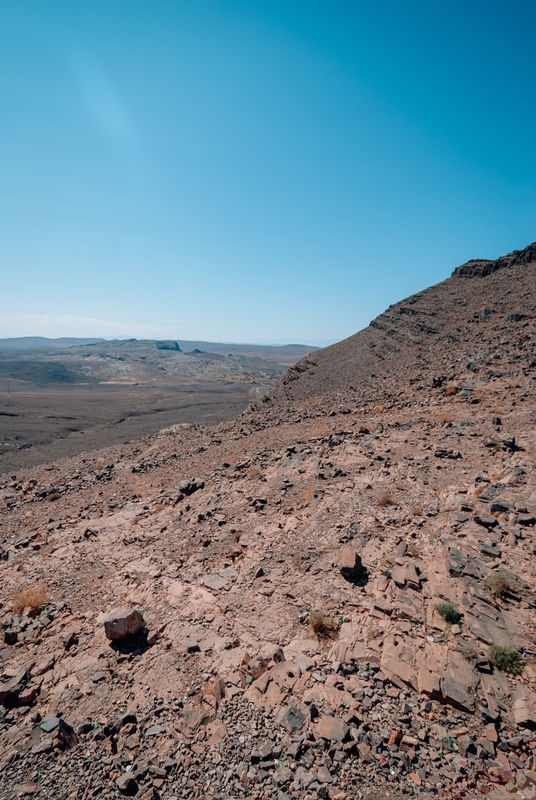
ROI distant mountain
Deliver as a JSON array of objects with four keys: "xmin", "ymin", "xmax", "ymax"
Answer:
[{"xmin": 0, "ymin": 336, "xmax": 105, "ymax": 350}]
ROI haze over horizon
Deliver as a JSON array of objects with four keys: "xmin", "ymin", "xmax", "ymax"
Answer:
[{"xmin": 1, "ymin": 0, "xmax": 535, "ymax": 344}]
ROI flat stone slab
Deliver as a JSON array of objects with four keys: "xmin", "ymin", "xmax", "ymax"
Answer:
[
  {"xmin": 316, "ymin": 714, "xmax": 348, "ymax": 742},
  {"xmin": 203, "ymin": 574, "xmax": 228, "ymax": 591}
]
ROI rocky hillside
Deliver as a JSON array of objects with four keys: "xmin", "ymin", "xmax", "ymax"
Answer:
[
  {"xmin": 1, "ymin": 243, "xmax": 536, "ymax": 800},
  {"xmin": 263, "ymin": 241, "xmax": 536, "ymax": 408}
]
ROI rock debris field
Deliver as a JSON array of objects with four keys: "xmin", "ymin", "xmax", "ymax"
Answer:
[{"xmin": 2, "ymin": 242, "xmax": 536, "ymax": 800}]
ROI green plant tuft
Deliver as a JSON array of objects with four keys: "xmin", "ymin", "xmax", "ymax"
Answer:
[
  {"xmin": 435, "ymin": 602, "xmax": 462, "ymax": 624},
  {"xmin": 489, "ymin": 644, "xmax": 523, "ymax": 675}
]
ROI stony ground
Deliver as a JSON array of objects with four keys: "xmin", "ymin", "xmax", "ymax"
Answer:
[{"xmin": 1, "ymin": 243, "xmax": 536, "ymax": 800}]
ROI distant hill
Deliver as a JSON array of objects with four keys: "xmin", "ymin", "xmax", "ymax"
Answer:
[
  {"xmin": 0, "ymin": 337, "xmax": 318, "ymax": 366},
  {"xmin": 0, "ymin": 336, "xmax": 105, "ymax": 350}
]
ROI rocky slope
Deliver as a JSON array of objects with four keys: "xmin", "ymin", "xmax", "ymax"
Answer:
[
  {"xmin": 1, "ymin": 243, "xmax": 536, "ymax": 800},
  {"xmin": 264, "ymin": 241, "xmax": 536, "ymax": 407}
]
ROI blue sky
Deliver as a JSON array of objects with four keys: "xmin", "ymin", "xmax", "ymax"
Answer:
[{"xmin": 1, "ymin": 0, "xmax": 535, "ymax": 345}]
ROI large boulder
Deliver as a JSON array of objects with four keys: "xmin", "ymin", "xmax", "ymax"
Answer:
[
  {"xmin": 103, "ymin": 607, "xmax": 145, "ymax": 641},
  {"xmin": 337, "ymin": 547, "xmax": 363, "ymax": 579}
]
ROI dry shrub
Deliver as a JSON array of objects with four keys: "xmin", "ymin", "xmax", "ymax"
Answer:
[
  {"xmin": 377, "ymin": 491, "xmax": 394, "ymax": 507},
  {"xmin": 309, "ymin": 610, "xmax": 339, "ymax": 641},
  {"xmin": 486, "ymin": 570, "xmax": 520, "ymax": 598},
  {"xmin": 406, "ymin": 541, "xmax": 422, "ymax": 558},
  {"xmin": 203, "ymin": 678, "xmax": 217, "ymax": 698},
  {"xmin": 130, "ymin": 574, "xmax": 148, "ymax": 587},
  {"xmin": 11, "ymin": 583, "xmax": 49, "ymax": 615},
  {"xmin": 411, "ymin": 506, "xmax": 423, "ymax": 516},
  {"xmin": 309, "ymin": 423, "xmax": 330, "ymax": 439},
  {"xmin": 299, "ymin": 487, "xmax": 316, "ymax": 506},
  {"xmin": 457, "ymin": 640, "xmax": 479, "ymax": 662},
  {"xmin": 444, "ymin": 385, "xmax": 458, "ymax": 397},
  {"xmin": 46, "ymin": 492, "xmax": 61, "ymax": 502},
  {"xmin": 373, "ymin": 404, "xmax": 385, "ymax": 414}
]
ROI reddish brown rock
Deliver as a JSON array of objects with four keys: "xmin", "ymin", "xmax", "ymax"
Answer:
[
  {"xmin": 337, "ymin": 548, "xmax": 362, "ymax": 579},
  {"xmin": 103, "ymin": 608, "xmax": 145, "ymax": 641},
  {"xmin": 316, "ymin": 714, "xmax": 348, "ymax": 742}
]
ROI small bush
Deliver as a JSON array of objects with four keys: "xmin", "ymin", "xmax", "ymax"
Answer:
[
  {"xmin": 489, "ymin": 644, "xmax": 523, "ymax": 675},
  {"xmin": 309, "ymin": 610, "xmax": 339, "ymax": 641},
  {"xmin": 309, "ymin": 423, "xmax": 330, "ymax": 439},
  {"xmin": 377, "ymin": 491, "xmax": 394, "ymax": 507},
  {"xmin": 435, "ymin": 602, "xmax": 462, "ymax": 624},
  {"xmin": 299, "ymin": 487, "xmax": 317, "ymax": 506},
  {"xmin": 11, "ymin": 583, "xmax": 50, "ymax": 615},
  {"xmin": 46, "ymin": 492, "xmax": 61, "ymax": 502},
  {"xmin": 486, "ymin": 571, "xmax": 520, "ymax": 598},
  {"xmin": 457, "ymin": 640, "xmax": 479, "ymax": 662},
  {"xmin": 444, "ymin": 385, "xmax": 458, "ymax": 396}
]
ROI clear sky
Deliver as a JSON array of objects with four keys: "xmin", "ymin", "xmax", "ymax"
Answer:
[{"xmin": 1, "ymin": 0, "xmax": 535, "ymax": 345}]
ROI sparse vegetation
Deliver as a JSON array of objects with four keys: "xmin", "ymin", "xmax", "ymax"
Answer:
[
  {"xmin": 299, "ymin": 486, "xmax": 316, "ymax": 506},
  {"xmin": 435, "ymin": 602, "xmax": 462, "ymax": 624},
  {"xmin": 377, "ymin": 491, "xmax": 395, "ymax": 507},
  {"xmin": 489, "ymin": 644, "xmax": 523, "ymax": 675},
  {"xmin": 309, "ymin": 423, "xmax": 330, "ymax": 439},
  {"xmin": 11, "ymin": 583, "xmax": 49, "ymax": 615},
  {"xmin": 444, "ymin": 385, "xmax": 458, "ymax": 396},
  {"xmin": 457, "ymin": 640, "xmax": 479, "ymax": 662},
  {"xmin": 46, "ymin": 492, "xmax": 61, "ymax": 502},
  {"xmin": 486, "ymin": 570, "xmax": 520, "ymax": 598},
  {"xmin": 309, "ymin": 610, "xmax": 339, "ymax": 641}
]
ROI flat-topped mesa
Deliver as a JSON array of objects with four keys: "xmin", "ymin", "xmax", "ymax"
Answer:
[{"xmin": 453, "ymin": 241, "xmax": 536, "ymax": 278}]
